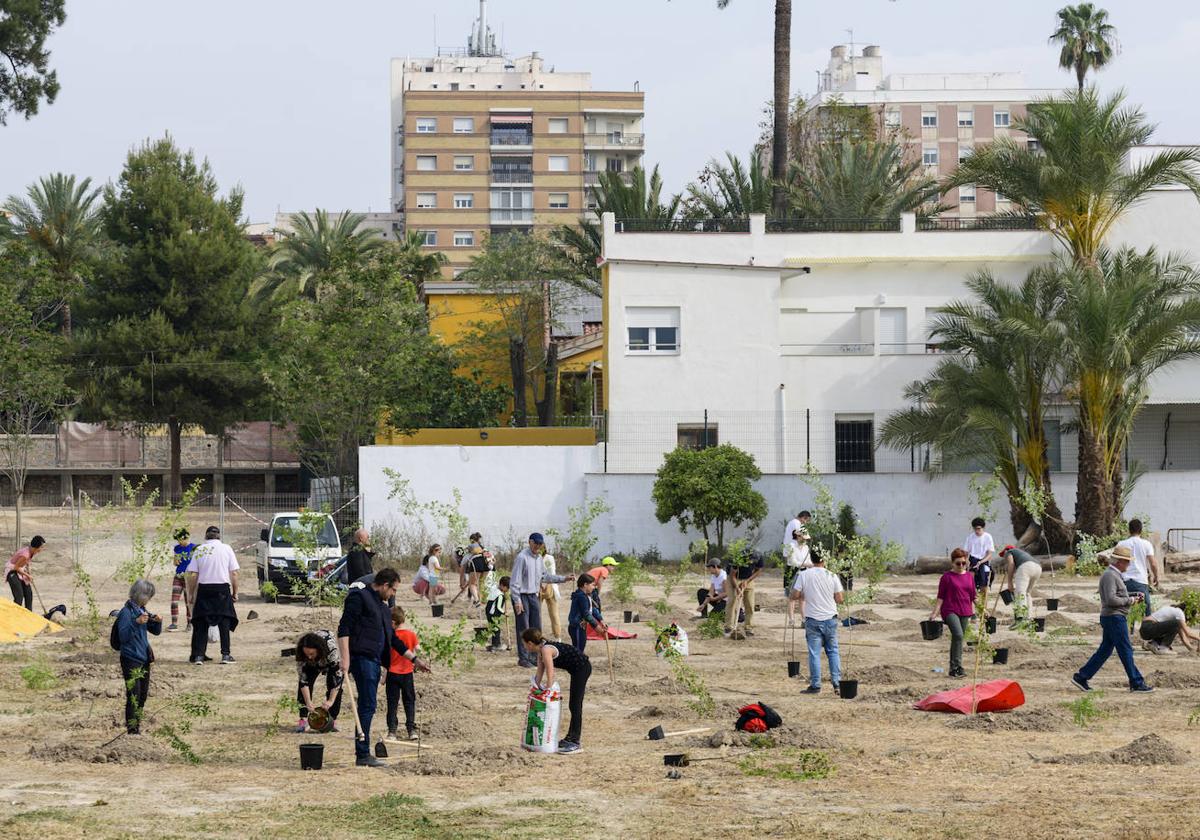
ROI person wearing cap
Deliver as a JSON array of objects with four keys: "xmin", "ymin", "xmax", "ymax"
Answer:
[
  {"xmin": 510, "ymin": 533, "xmax": 567, "ymax": 667},
  {"xmin": 168, "ymin": 528, "xmax": 197, "ymax": 631},
  {"xmin": 1000, "ymin": 544, "xmax": 1041, "ymax": 622},
  {"xmin": 695, "ymin": 558, "xmax": 729, "ymax": 618},
  {"xmin": 586, "ymin": 556, "xmax": 620, "ymax": 625},
  {"xmin": 1071, "ymin": 545, "xmax": 1153, "ymax": 693},
  {"xmin": 725, "ymin": 549, "xmax": 765, "ymax": 637},
  {"xmin": 186, "ymin": 525, "xmax": 240, "ymax": 665}
]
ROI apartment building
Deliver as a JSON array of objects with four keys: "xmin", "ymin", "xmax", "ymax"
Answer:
[
  {"xmin": 807, "ymin": 45, "xmax": 1061, "ymax": 215},
  {"xmin": 390, "ymin": 2, "xmax": 645, "ymax": 277}
]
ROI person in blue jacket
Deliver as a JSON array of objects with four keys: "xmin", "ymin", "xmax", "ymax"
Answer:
[
  {"xmin": 567, "ymin": 573, "xmax": 607, "ymax": 652},
  {"xmin": 116, "ymin": 579, "xmax": 162, "ymax": 734},
  {"xmin": 169, "ymin": 528, "xmax": 197, "ymax": 631}
]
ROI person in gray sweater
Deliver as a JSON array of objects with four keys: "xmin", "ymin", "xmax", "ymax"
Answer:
[{"xmin": 1071, "ymin": 546, "xmax": 1153, "ymax": 693}]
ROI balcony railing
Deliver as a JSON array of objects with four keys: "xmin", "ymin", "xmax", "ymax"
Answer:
[
  {"xmin": 780, "ymin": 342, "xmax": 874, "ymax": 356},
  {"xmin": 585, "ymin": 171, "xmax": 634, "ymax": 187},
  {"xmin": 615, "ymin": 218, "xmax": 751, "ymax": 233},
  {"xmin": 583, "ymin": 133, "xmax": 645, "ymax": 147},
  {"xmin": 490, "ymin": 134, "xmax": 533, "ymax": 146},
  {"xmin": 491, "ymin": 170, "xmax": 534, "ymax": 184},
  {"xmin": 917, "ymin": 215, "xmax": 1040, "ymax": 231},
  {"xmin": 766, "ymin": 218, "xmax": 901, "ymax": 233},
  {"xmin": 490, "ymin": 209, "xmax": 534, "ymax": 224}
]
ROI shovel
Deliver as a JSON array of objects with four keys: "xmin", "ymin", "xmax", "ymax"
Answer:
[
  {"xmin": 341, "ymin": 673, "xmax": 366, "ymax": 742},
  {"xmin": 648, "ymin": 726, "xmax": 710, "ymax": 741},
  {"xmin": 663, "ymin": 751, "xmax": 746, "ymax": 767}
]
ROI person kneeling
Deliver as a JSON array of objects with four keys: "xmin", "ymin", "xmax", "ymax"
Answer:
[
  {"xmin": 522, "ymin": 627, "xmax": 591, "ymax": 754},
  {"xmin": 1139, "ymin": 603, "xmax": 1199, "ymax": 655}
]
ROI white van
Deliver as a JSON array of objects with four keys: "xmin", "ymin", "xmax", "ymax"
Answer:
[{"xmin": 256, "ymin": 511, "xmax": 343, "ymax": 598}]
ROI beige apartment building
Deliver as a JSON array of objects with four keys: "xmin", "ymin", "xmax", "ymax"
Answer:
[
  {"xmin": 390, "ymin": 3, "xmax": 644, "ymax": 277},
  {"xmin": 808, "ymin": 45, "xmax": 1062, "ymax": 215}
]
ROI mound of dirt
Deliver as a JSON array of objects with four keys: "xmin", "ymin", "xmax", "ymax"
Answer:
[
  {"xmin": 62, "ymin": 650, "xmax": 114, "ymax": 665},
  {"xmin": 412, "ymin": 743, "xmax": 539, "ymax": 776},
  {"xmin": 1145, "ymin": 670, "xmax": 1200, "ymax": 689},
  {"xmin": 875, "ymin": 686, "xmax": 927, "ymax": 704},
  {"xmin": 643, "ymin": 675, "xmax": 689, "ymax": 696},
  {"xmin": 54, "ymin": 685, "xmax": 103, "ymax": 701},
  {"xmin": 1041, "ymin": 593, "xmax": 1098, "ymax": 612},
  {"xmin": 854, "ymin": 664, "xmax": 927, "ymax": 684},
  {"xmin": 702, "ymin": 726, "xmax": 837, "ymax": 751},
  {"xmin": 267, "ymin": 616, "xmax": 311, "ymax": 634},
  {"xmin": 1042, "ymin": 611, "xmax": 1078, "ymax": 628},
  {"xmin": 947, "ymin": 707, "xmax": 1070, "ymax": 732},
  {"xmin": 848, "ymin": 608, "xmax": 885, "ymax": 622},
  {"xmin": 30, "ymin": 735, "xmax": 174, "ymax": 764},
  {"xmin": 891, "ymin": 592, "xmax": 934, "ymax": 610},
  {"xmin": 629, "ymin": 705, "xmax": 669, "ymax": 719},
  {"xmin": 1047, "ymin": 733, "xmax": 1190, "ymax": 766}
]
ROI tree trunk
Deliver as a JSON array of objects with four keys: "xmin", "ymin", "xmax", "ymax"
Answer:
[
  {"xmin": 1075, "ymin": 422, "xmax": 1113, "ymax": 537},
  {"xmin": 14, "ymin": 488, "xmax": 23, "ymax": 550},
  {"xmin": 536, "ymin": 342, "xmax": 559, "ymax": 427},
  {"xmin": 168, "ymin": 415, "xmax": 182, "ymax": 504},
  {"xmin": 508, "ymin": 338, "xmax": 528, "ymax": 427},
  {"xmin": 771, "ymin": 0, "xmax": 792, "ymax": 216},
  {"xmin": 60, "ymin": 301, "xmax": 73, "ymax": 339},
  {"xmin": 1076, "ymin": 63, "xmax": 1086, "ymax": 92}
]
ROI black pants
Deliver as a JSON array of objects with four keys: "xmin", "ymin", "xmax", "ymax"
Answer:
[
  {"xmin": 486, "ymin": 597, "xmax": 504, "ymax": 647},
  {"xmin": 564, "ymin": 661, "xmax": 591, "ymax": 744},
  {"xmin": 190, "ymin": 616, "xmax": 231, "ymax": 659},
  {"xmin": 1140, "ymin": 618, "xmax": 1181, "ymax": 647},
  {"xmin": 696, "ymin": 588, "xmax": 726, "ymax": 615},
  {"xmin": 385, "ymin": 671, "xmax": 416, "ymax": 733},
  {"xmin": 120, "ymin": 656, "xmax": 150, "ymax": 733},
  {"xmin": 297, "ymin": 667, "xmax": 343, "ymax": 721},
  {"xmin": 7, "ymin": 572, "xmax": 32, "ymax": 611}
]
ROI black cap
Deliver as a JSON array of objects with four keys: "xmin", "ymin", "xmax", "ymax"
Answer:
[{"xmin": 205, "ymin": 525, "xmax": 220, "ymax": 539}]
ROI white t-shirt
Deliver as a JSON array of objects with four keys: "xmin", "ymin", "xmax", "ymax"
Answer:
[
  {"xmin": 792, "ymin": 565, "xmax": 844, "ymax": 621},
  {"xmin": 964, "ymin": 532, "xmax": 995, "ymax": 562},
  {"xmin": 786, "ymin": 542, "xmax": 812, "ymax": 569},
  {"xmin": 708, "ymin": 568, "xmax": 728, "ymax": 598},
  {"xmin": 192, "ymin": 539, "xmax": 239, "ymax": 585},
  {"xmin": 1147, "ymin": 605, "xmax": 1184, "ymax": 625},
  {"xmin": 1116, "ymin": 536, "xmax": 1154, "ymax": 585}
]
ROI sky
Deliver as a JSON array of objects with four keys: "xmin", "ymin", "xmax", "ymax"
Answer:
[{"xmin": 2, "ymin": 0, "xmax": 1198, "ymax": 222}]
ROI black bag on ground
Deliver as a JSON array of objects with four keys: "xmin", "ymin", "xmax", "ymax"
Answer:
[{"xmin": 735, "ymin": 701, "xmax": 783, "ymax": 732}]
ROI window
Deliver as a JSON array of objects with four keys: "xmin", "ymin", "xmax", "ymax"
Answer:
[
  {"xmin": 548, "ymin": 118, "xmax": 569, "ymax": 134},
  {"xmin": 453, "ymin": 231, "xmax": 474, "ymax": 247},
  {"xmin": 490, "ymin": 188, "xmax": 533, "ymax": 222},
  {"xmin": 453, "ymin": 117, "xmax": 474, "ymax": 133},
  {"xmin": 957, "ymin": 109, "xmax": 974, "ymax": 127},
  {"xmin": 453, "ymin": 193, "xmax": 474, "ymax": 209},
  {"xmin": 884, "ymin": 110, "xmax": 901, "ymax": 128},
  {"xmin": 416, "ymin": 193, "xmax": 436, "ymax": 209},
  {"xmin": 450, "ymin": 82, "xmax": 459, "ymax": 91},
  {"xmin": 922, "ymin": 147, "xmax": 939, "ymax": 166},
  {"xmin": 548, "ymin": 193, "xmax": 569, "ymax": 209},
  {"xmin": 606, "ymin": 157, "xmax": 625, "ymax": 173},
  {"xmin": 548, "ymin": 155, "xmax": 569, "ymax": 172},
  {"xmin": 1044, "ymin": 419, "xmax": 1062, "ymax": 472},
  {"xmin": 958, "ymin": 144, "xmax": 972, "ymax": 164},
  {"xmin": 418, "ymin": 230, "xmax": 437, "ymax": 246},
  {"xmin": 677, "ymin": 424, "xmax": 718, "ymax": 451},
  {"xmin": 879, "ymin": 308, "xmax": 907, "ymax": 355},
  {"xmin": 835, "ymin": 415, "xmax": 875, "ymax": 473},
  {"xmin": 995, "ymin": 191, "xmax": 1010, "ymax": 203},
  {"xmin": 416, "ymin": 118, "xmax": 437, "ymax": 133},
  {"xmin": 584, "ymin": 153, "xmax": 597, "ymax": 172},
  {"xmin": 416, "ymin": 155, "xmax": 436, "ymax": 171},
  {"xmin": 625, "ymin": 306, "xmax": 680, "ymax": 354},
  {"xmin": 994, "ymin": 109, "xmax": 1011, "ymax": 128},
  {"xmin": 922, "ymin": 112, "xmax": 937, "ymax": 128},
  {"xmin": 453, "ymin": 155, "xmax": 474, "ymax": 171},
  {"xmin": 959, "ymin": 184, "xmax": 976, "ymax": 204}
]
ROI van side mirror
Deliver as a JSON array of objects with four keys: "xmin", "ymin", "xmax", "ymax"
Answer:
[{"xmin": 260, "ymin": 528, "xmax": 269, "ymax": 542}]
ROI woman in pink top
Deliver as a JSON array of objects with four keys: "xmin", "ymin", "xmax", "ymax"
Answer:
[
  {"xmin": 6, "ymin": 535, "xmax": 45, "ymax": 612},
  {"xmin": 928, "ymin": 548, "xmax": 977, "ymax": 677}
]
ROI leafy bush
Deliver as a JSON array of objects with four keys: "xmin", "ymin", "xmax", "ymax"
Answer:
[
  {"xmin": 652, "ymin": 443, "xmax": 768, "ymax": 552},
  {"xmin": 1177, "ymin": 588, "xmax": 1200, "ymax": 624},
  {"xmin": 650, "ymin": 620, "xmax": 714, "ymax": 715},
  {"xmin": 1064, "ymin": 691, "xmax": 1109, "ymax": 728},
  {"xmin": 609, "ymin": 554, "xmax": 650, "ymax": 609},
  {"xmin": 409, "ymin": 616, "xmax": 475, "ymax": 671},
  {"xmin": 696, "ymin": 610, "xmax": 726, "ymax": 640},
  {"xmin": 259, "ymin": 581, "xmax": 279, "ymax": 602},
  {"xmin": 1127, "ymin": 600, "xmax": 1146, "ymax": 632},
  {"xmin": 640, "ymin": 545, "xmax": 663, "ymax": 565},
  {"xmin": 19, "ymin": 659, "xmax": 56, "ymax": 690},
  {"xmin": 546, "ymin": 497, "xmax": 612, "ymax": 572}
]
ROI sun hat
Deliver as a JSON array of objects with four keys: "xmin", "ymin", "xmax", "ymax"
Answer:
[
  {"xmin": 1111, "ymin": 545, "xmax": 1134, "ymax": 561},
  {"xmin": 600, "ymin": 556, "xmax": 620, "ymax": 567}
]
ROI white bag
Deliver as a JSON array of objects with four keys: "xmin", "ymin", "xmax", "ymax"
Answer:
[
  {"xmin": 521, "ymin": 682, "xmax": 561, "ymax": 753},
  {"xmin": 208, "ymin": 625, "xmax": 219, "ymax": 643}
]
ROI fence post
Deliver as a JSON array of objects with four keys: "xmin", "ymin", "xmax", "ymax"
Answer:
[
  {"xmin": 805, "ymin": 409, "xmax": 811, "ymax": 466},
  {"xmin": 703, "ymin": 410, "xmax": 709, "ymax": 449},
  {"xmin": 603, "ymin": 410, "xmax": 608, "ymax": 474},
  {"xmin": 219, "ymin": 492, "xmax": 225, "ymax": 534}
]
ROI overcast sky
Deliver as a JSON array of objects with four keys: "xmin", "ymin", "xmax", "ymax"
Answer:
[{"xmin": 2, "ymin": 0, "xmax": 1196, "ymax": 222}]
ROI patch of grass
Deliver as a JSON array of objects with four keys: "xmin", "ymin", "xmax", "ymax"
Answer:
[
  {"xmin": 19, "ymin": 658, "xmax": 56, "ymax": 690},
  {"xmin": 696, "ymin": 609, "xmax": 725, "ymax": 640},
  {"xmin": 739, "ymin": 748, "xmax": 834, "ymax": 781},
  {"xmin": 1187, "ymin": 705, "xmax": 1200, "ymax": 727},
  {"xmin": 748, "ymin": 733, "xmax": 776, "ymax": 749},
  {"xmin": 1064, "ymin": 690, "xmax": 1110, "ymax": 728}
]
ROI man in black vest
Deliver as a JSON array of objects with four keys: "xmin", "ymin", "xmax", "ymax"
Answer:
[{"xmin": 337, "ymin": 567, "xmax": 399, "ymax": 767}]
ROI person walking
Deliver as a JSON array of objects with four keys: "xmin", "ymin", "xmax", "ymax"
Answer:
[
  {"xmin": 294, "ymin": 630, "xmax": 343, "ymax": 733},
  {"xmin": 168, "ymin": 529, "xmax": 196, "ymax": 631},
  {"xmin": 567, "ymin": 573, "xmax": 606, "ymax": 652},
  {"xmin": 1000, "ymin": 544, "xmax": 1042, "ymax": 622},
  {"xmin": 928, "ymin": 548, "xmax": 977, "ymax": 678},
  {"xmin": 337, "ymin": 567, "xmax": 402, "ymax": 767},
  {"xmin": 1071, "ymin": 547, "xmax": 1153, "ymax": 693},
  {"xmin": 344, "ymin": 528, "xmax": 375, "ymax": 582},
  {"xmin": 186, "ymin": 526, "xmax": 239, "ymax": 665},
  {"xmin": 412, "ymin": 546, "xmax": 446, "ymax": 606},
  {"xmin": 725, "ymin": 550, "xmax": 764, "ymax": 637},
  {"xmin": 510, "ymin": 533, "xmax": 566, "ymax": 667},
  {"xmin": 539, "ymin": 543, "xmax": 564, "ymax": 641},
  {"xmin": 1138, "ymin": 603, "xmax": 1198, "ymax": 655},
  {"xmin": 964, "ymin": 518, "xmax": 996, "ymax": 602},
  {"xmin": 5, "ymin": 535, "xmax": 45, "ymax": 611},
  {"xmin": 115, "ymin": 579, "xmax": 162, "ymax": 734},
  {"xmin": 522, "ymin": 627, "xmax": 591, "ymax": 754},
  {"xmin": 792, "ymin": 552, "xmax": 845, "ymax": 694},
  {"xmin": 1116, "ymin": 518, "xmax": 1158, "ymax": 614}
]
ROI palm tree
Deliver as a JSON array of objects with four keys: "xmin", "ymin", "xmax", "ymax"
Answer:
[
  {"xmin": 880, "ymin": 266, "xmax": 1071, "ymax": 549},
  {"xmin": 683, "ymin": 151, "xmax": 774, "ymax": 218},
  {"xmin": 1059, "ymin": 248, "xmax": 1200, "ymax": 537},
  {"xmin": 789, "ymin": 139, "xmax": 945, "ymax": 221},
  {"xmin": 2, "ymin": 173, "xmax": 103, "ymax": 336},
  {"xmin": 254, "ymin": 209, "xmax": 387, "ymax": 301},
  {"xmin": 948, "ymin": 88, "xmax": 1200, "ymax": 266},
  {"xmin": 1050, "ymin": 3, "xmax": 1118, "ymax": 91},
  {"xmin": 396, "ymin": 229, "xmax": 447, "ymax": 303}
]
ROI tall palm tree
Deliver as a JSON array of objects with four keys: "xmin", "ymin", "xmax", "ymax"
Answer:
[
  {"xmin": 1050, "ymin": 3, "xmax": 1118, "ymax": 91},
  {"xmin": 2, "ymin": 173, "xmax": 102, "ymax": 336},
  {"xmin": 948, "ymin": 88, "xmax": 1200, "ymax": 266},
  {"xmin": 396, "ymin": 229, "xmax": 447, "ymax": 303},
  {"xmin": 254, "ymin": 209, "xmax": 386, "ymax": 301},
  {"xmin": 1059, "ymin": 248, "xmax": 1200, "ymax": 537},
  {"xmin": 683, "ymin": 151, "xmax": 774, "ymax": 218},
  {"xmin": 789, "ymin": 139, "xmax": 945, "ymax": 220}
]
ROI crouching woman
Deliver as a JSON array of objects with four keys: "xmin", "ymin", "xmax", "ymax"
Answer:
[
  {"xmin": 116, "ymin": 579, "xmax": 162, "ymax": 734},
  {"xmin": 522, "ymin": 627, "xmax": 591, "ymax": 754}
]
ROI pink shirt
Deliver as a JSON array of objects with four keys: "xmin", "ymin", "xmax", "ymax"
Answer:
[
  {"xmin": 936, "ymin": 571, "xmax": 977, "ymax": 619},
  {"xmin": 5, "ymin": 547, "xmax": 33, "ymax": 584}
]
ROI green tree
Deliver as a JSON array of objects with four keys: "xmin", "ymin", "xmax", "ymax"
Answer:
[
  {"xmin": 254, "ymin": 209, "xmax": 388, "ymax": 302},
  {"xmin": 682, "ymin": 151, "xmax": 773, "ymax": 218},
  {"xmin": 947, "ymin": 89, "xmax": 1200, "ymax": 266},
  {"xmin": 2, "ymin": 173, "xmax": 104, "ymax": 336},
  {"xmin": 396, "ymin": 229, "xmax": 448, "ymax": 303},
  {"xmin": 652, "ymin": 443, "xmax": 768, "ymax": 553},
  {"xmin": 0, "ymin": 0, "xmax": 66, "ymax": 124},
  {"xmin": 74, "ymin": 137, "xmax": 265, "ymax": 500},
  {"xmin": 1050, "ymin": 3, "xmax": 1118, "ymax": 91},
  {"xmin": 789, "ymin": 138, "xmax": 944, "ymax": 220}
]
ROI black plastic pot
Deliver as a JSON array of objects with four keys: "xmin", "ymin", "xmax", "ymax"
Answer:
[
  {"xmin": 1046, "ymin": 598, "xmax": 1060, "ymax": 612},
  {"xmin": 838, "ymin": 680, "xmax": 858, "ymax": 700},
  {"xmin": 624, "ymin": 610, "xmax": 633, "ymax": 623},
  {"xmin": 299, "ymin": 743, "xmax": 324, "ymax": 770},
  {"xmin": 787, "ymin": 661, "xmax": 802, "ymax": 678},
  {"xmin": 374, "ymin": 740, "xmax": 388, "ymax": 758},
  {"xmin": 431, "ymin": 604, "xmax": 445, "ymax": 618},
  {"xmin": 1034, "ymin": 617, "xmax": 1046, "ymax": 632},
  {"xmin": 985, "ymin": 617, "xmax": 997, "ymax": 634},
  {"xmin": 992, "ymin": 647, "xmax": 1009, "ymax": 665},
  {"xmin": 1000, "ymin": 589, "xmax": 1014, "ymax": 605},
  {"xmin": 920, "ymin": 620, "xmax": 944, "ymax": 641}
]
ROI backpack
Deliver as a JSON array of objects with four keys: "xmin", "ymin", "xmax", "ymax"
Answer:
[
  {"xmin": 109, "ymin": 613, "xmax": 122, "ymax": 651},
  {"xmin": 735, "ymin": 701, "xmax": 783, "ymax": 732}
]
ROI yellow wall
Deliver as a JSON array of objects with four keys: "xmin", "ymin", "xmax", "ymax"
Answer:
[{"xmin": 375, "ymin": 427, "xmax": 595, "ymax": 446}]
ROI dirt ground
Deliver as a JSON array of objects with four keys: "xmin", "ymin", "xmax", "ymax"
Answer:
[{"xmin": 2, "ymin": 511, "xmax": 1200, "ymax": 840}]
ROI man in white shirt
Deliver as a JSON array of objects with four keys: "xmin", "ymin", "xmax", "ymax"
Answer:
[
  {"xmin": 963, "ymin": 517, "xmax": 996, "ymax": 601},
  {"xmin": 1116, "ymin": 518, "xmax": 1157, "ymax": 613},
  {"xmin": 186, "ymin": 526, "xmax": 240, "ymax": 665},
  {"xmin": 791, "ymin": 554, "xmax": 845, "ymax": 695},
  {"xmin": 1137, "ymin": 603, "xmax": 1197, "ymax": 654}
]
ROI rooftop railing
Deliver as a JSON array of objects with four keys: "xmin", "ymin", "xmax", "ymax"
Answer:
[
  {"xmin": 615, "ymin": 218, "xmax": 751, "ymax": 233},
  {"xmin": 766, "ymin": 218, "xmax": 901, "ymax": 233},
  {"xmin": 917, "ymin": 215, "xmax": 1040, "ymax": 231}
]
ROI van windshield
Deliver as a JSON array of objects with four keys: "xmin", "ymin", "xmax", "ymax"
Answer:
[{"xmin": 270, "ymin": 516, "xmax": 339, "ymax": 549}]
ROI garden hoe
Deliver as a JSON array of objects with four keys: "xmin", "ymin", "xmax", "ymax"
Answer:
[
  {"xmin": 647, "ymin": 725, "xmax": 710, "ymax": 741},
  {"xmin": 663, "ymin": 751, "xmax": 747, "ymax": 767}
]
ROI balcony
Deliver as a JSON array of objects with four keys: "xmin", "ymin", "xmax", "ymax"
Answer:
[
  {"xmin": 490, "ymin": 209, "xmax": 534, "ymax": 224},
  {"xmin": 490, "ymin": 170, "xmax": 534, "ymax": 185},
  {"xmin": 583, "ymin": 132, "xmax": 644, "ymax": 148},
  {"xmin": 490, "ymin": 133, "xmax": 533, "ymax": 148},
  {"xmin": 585, "ymin": 170, "xmax": 634, "ymax": 187}
]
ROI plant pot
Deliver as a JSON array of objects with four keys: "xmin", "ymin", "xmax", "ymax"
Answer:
[
  {"xmin": 920, "ymin": 620, "xmax": 944, "ymax": 641},
  {"xmin": 374, "ymin": 740, "xmax": 388, "ymax": 758},
  {"xmin": 838, "ymin": 680, "xmax": 858, "ymax": 700},
  {"xmin": 1000, "ymin": 589, "xmax": 1014, "ymax": 605},
  {"xmin": 992, "ymin": 647, "xmax": 1009, "ymax": 665},
  {"xmin": 624, "ymin": 610, "xmax": 633, "ymax": 623},
  {"xmin": 1046, "ymin": 598, "xmax": 1060, "ymax": 612},
  {"xmin": 431, "ymin": 604, "xmax": 445, "ymax": 618},
  {"xmin": 1033, "ymin": 617, "xmax": 1045, "ymax": 633},
  {"xmin": 985, "ymin": 617, "xmax": 997, "ymax": 634},
  {"xmin": 787, "ymin": 661, "xmax": 802, "ymax": 678},
  {"xmin": 299, "ymin": 743, "xmax": 324, "ymax": 771}
]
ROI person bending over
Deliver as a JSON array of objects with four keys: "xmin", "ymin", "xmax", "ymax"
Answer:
[
  {"xmin": 522, "ymin": 627, "xmax": 591, "ymax": 754},
  {"xmin": 295, "ymin": 630, "xmax": 343, "ymax": 733}
]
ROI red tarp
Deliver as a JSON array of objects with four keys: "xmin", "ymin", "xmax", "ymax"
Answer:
[
  {"xmin": 912, "ymin": 679, "xmax": 1025, "ymax": 714},
  {"xmin": 587, "ymin": 626, "xmax": 638, "ymax": 640}
]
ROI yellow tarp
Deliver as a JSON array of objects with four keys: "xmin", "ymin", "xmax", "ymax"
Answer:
[{"xmin": 0, "ymin": 598, "xmax": 64, "ymax": 643}]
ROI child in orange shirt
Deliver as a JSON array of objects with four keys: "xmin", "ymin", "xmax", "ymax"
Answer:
[{"xmin": 386, "ymin": 606, "xmax": 429, "ymax": 740}]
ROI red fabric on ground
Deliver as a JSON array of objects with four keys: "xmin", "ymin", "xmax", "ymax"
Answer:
[
  {"xmin": 586, "ymin": 626, "xmax": 638, "ymax": 640},
  {"xmin": 912, "ymin": 679, "xmax": 1025, "ymax": 714}
]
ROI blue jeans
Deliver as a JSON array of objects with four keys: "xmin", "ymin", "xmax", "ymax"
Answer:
[
  {"xmin": 570, "ymin": 622, "xmax": 588, "ymax": 653},
  {"xmin": 349, "ymin": 656, "xmax": 380, "ymax": 759},
  {"xmin": 514, "ymin": 593, "xmax": 542, "ymax": 665},
  {"xmin": 1078, "ymin": 614, "xmax": 1145, "ymax": 688},
  {"xmin": 1124, "ymin": 580, "xmax": 1152, "ymax": 614},
  {"xmin": 804, "ymin": 617, "xmax": 841, "ymax": 688}
]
